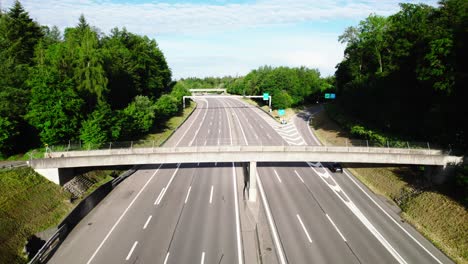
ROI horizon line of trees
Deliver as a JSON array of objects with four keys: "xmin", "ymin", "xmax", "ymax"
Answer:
[
  {"xmin": 226, "ymin": 66, "xmax": 334, "ymax": 109},
  {"xmin": 0, "ymin": 1, "xmax": 189, "ymax": 157}
]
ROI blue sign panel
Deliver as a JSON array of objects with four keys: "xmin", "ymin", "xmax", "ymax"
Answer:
[{"xmin": 330, "ymin": 93, "xmax": 336, "ymax": 99}]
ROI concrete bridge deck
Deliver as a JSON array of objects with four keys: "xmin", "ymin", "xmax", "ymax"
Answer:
[{"xmin": 30, "ymin": 145, "xmax": 462, "ymax": 169}]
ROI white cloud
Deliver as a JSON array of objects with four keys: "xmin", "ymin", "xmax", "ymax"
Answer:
[
  {"xmin": 2, "ymin": 0, "xmax": 438, "ymax": 78},
  {"xmin": 3, "ymin": 0, "xmax": 438, "ymax": 35}
]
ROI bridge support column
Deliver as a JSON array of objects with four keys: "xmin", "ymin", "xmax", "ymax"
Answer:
[
  {"xmin": 249, "ymin": 161, "xmax": 257, "ymax": 202},
  {"xmin": 34, "ymin": 168, "xmax": 75, "ymax": 185}
]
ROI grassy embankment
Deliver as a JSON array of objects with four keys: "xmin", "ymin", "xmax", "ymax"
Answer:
[
  {"xmin": 0, "ymin": 101, "xmax": 197, "ymax": 264},
  {"xmin": 311, "ymin": 107, "xmax": 467, "ymax": 264}
]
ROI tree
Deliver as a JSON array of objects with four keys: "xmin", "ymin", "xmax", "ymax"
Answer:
[
  {"xmin": 4, "ymin": 0, "xmax": 43, "ymax": 65},
  {"xmin": 79, "ymin": 102, "xmax": 118, "ymax": 147},
  {"xmin": 0, "ymin": 1, "xmax": 43, "ymax": 154},
  {"xmin": 358, "ymin": 14, "xmax": 388, "ymax": 73},
  {"xmin": 26, "ymin": 64, "xmax": 84, "ymax": 145},
  {"xmin": 73, "ymin": 27, "xmax": 108, "ymax": 103},
  {"xmin": 154, "ymin": 94, "xmax": 178, "ymax": 120},
  {"xmin": 120, "ymin": 96, "xmax": 156, "ymax": 138}
]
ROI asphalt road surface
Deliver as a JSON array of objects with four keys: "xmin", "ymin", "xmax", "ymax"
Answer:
[{"xmin": 49, "ymin": 96, "xmax": 453, "ymax": 264}]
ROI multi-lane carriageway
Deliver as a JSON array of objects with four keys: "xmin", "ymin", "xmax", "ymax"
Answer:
[{"xmin": 48, "ymin": 97, "xmax": 453, "ymax": 264}]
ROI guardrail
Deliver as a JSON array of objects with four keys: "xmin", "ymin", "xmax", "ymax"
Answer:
[{"xmin": 42, "ymin": 138, "xmax": 451, "ymax": 155}]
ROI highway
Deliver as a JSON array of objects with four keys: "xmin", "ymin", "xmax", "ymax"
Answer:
[{"xmin": 49, "ymin": 96, "xmax": 453, "ymax": 264}]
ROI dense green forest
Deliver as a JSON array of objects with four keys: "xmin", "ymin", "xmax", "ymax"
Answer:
[
  {"xmin": 226, "ymin": 66, "xmax": 333, "ymax": 109},
  {"xmin": 334, "ymin": 0, "xmax": 467, "ymax": 152},
  {"xmin": 0, "ymin": 1, "xmax": 189, "ymax": 157}
]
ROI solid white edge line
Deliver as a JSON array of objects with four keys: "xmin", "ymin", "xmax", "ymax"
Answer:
[
  {"xmin": 157, "ymin": 163, "xmax": 181, "ymax": 205},
  {"xmin": 184, "ymin": 186, "xmax": 192, "ymax": 204},
  {"xmin": 273, "ymin": 169, "xmax": 282, "ymax": 183},
  {"xmin": 232, "ymin": 163, "xmax": 243, "ymax": 264},
  {"xmin": 343, "ymin": 170, "xmax": 444, "ymax": 264},
  {"xmin": 257, "ymin": 174, "xmax": 287, "ymax": 264},
  {"xmin": 86, "ymin": 164, "xmax": 162, "ymax": 264},
  {"xmin": 296, "ymin": 214, "xmax": 313, "ymax": 243},
  {"xmin": 125, "ymin": 241, "xmax": 138, "ymax": 261},
  {"xmin": 201, "ymin": 251, "xmax": 205, "ymax": 264},
  {"xmin": 306, "ymin": 115, "xmax": 321, "ymax": 145},
  {"xmin": 294, "ymin": 170, "xmax": 304, "ymax": 183},
  {"xmin": 174, "ymin": 99, "xmax": 205, "ymax": 147},
  {"xmin": 209, "ymin": 185, "xmax": 214, "ymax": 204},
  {"xmin": 232, "ymin": 162, "xmax": 244, "ymax": 264},
  {"xmin": 163, "ymin": 252, "xmax": 170, "ymax": 264},
  {"xmin": 143, "ymin": 215, "xmax": 152, "ymax": 230},
  {"xmin": 154, "ymin": 187, "xmax": 166, "ymax": 205},
  {"xmin": 325, "ymin": 214, "xmax": 347, "ymax": 242}
]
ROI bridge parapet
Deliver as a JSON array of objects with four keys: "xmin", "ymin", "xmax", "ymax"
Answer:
[{"xmin": 31, "ymin": 145, "xmax": 461, "ymax": 168}]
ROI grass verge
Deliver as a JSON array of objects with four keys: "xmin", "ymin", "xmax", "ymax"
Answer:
[
  {"xmin": 138, "ymin": 101, "xmax": 196, "ymax": 146},
  {"xmin": 0, "ymin": 167, "xmax": 119, "ymax": 264},
  {"xmin": 310, "ymin": 108, "xmax": 468, "ymax": 264},
  {"xmin": 0, "ymin": 167, "xmax": 72, "ymax": 264}
]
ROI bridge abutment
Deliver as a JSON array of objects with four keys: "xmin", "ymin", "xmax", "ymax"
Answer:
[{"xmin": 34, "ymin": 168, "xmax": 74, "ymax": 185}]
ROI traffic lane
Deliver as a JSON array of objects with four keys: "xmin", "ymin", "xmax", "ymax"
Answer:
[
  {"xmin": 48, "ymin": 164, "xmax": 170, "ymax": 264},
  {"xmin": 258, "ymin": 164, "xmax": 359, "ymax": 264},
  {"xmin": 204, "ymin": 98, "xmax": 226, "ymax": 146},
  {"xmin": 294, "ymin": 112, "xmax": 321, "ymax": 146},
  {"xmin": 228, "ymin": 98, "xmax": 285, "ymax": 145},
  {"xmin": 330, "ymin": 167, "xmax": 454, "ymax": 264},
  {"xmin": 217, "ymin": 99, "xmax": 237, "ymax": 145},
  {"xmin": 86, "ymin": 163, "xmax": 184, "ymax": 264},
  {"xmin": 223, "ymin": 99, "xmax": 260, "ymax": 145},
  {"xmin": 291, "ymin": 163, "xmax": 397, "ymax": 263},
  {"xmin": 167, "ymin": 163, "xmax": 238, "ymax": 264},
  {"xmin": 222, "ymin": 99, "xmax": 251, "ymax": 145},
  {"xmin": 225, "ymin": 98, "xmax": 284, "ymax": 145},
  {"xmin": 221, "ymin": 99, "xmax": 252, "ymax": 146},
  {"xmin": 192, "ymin": 98, "xmax": 224, "ymax": 146},
  {"xmin": 124, "ymin": 163, "xmax": 199, "ymax": 264}
]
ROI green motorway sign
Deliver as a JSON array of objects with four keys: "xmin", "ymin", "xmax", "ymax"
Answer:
[
  {"xmin": 278, "ymin": 109, "xmax": 285, "ymax": 116},
  {"xmin": 263, "ymin": 93, "xmax": 269, "ymax": 100}
]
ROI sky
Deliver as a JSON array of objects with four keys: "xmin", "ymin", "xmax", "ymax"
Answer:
[{"xmin": 2, "ymin": 0, "xmax": 438, "ymax": 79}]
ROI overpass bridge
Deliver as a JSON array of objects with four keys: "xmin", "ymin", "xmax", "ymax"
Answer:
[{"xmin": 29, "ymin": 145, "xmax": 462, "ymax": 200}]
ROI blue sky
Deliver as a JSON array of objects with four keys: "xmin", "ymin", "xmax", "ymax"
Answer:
[{"xmin": 3, "ymin": 0, "xmax": 438, "ymax": 78}]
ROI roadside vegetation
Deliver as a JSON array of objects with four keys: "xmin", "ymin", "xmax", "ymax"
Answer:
[
  {"xmin": 311, "ymin": 108, "xmax": 467, "ymax": 263},
  {"xmin": 0, "ymin": 1, "xmax": 190, "ymax": 159},
  {"xmin": 334, "ymin": 0, "xmax": 467, "ymax": 153},
  {"xmin": 0, "ymin": 167, "xmax": 117, "ymax": 264}
]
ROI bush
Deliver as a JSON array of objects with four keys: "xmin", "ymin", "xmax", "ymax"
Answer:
[
  {"xmin": 154, "ymin": 94, "xmax": 178, "ymax": 120},
  {"xmin": 79, "ymin": 102, "xmax": 118, "ymax": 147}
]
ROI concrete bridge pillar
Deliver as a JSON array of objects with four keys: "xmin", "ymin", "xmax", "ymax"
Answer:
[{"xmin": 249, "ymin": 161, "xmax": 257, "ymax": 202}]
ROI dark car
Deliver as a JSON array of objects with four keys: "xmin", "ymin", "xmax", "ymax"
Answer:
[{"xmin": 327, "ymin": 162, "xmax": 343, "ymax": 173}]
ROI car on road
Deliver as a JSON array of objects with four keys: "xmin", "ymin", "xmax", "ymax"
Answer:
[{"xmin": 327, "ymin": 162, "xmax": 343, "ymax": 173}]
